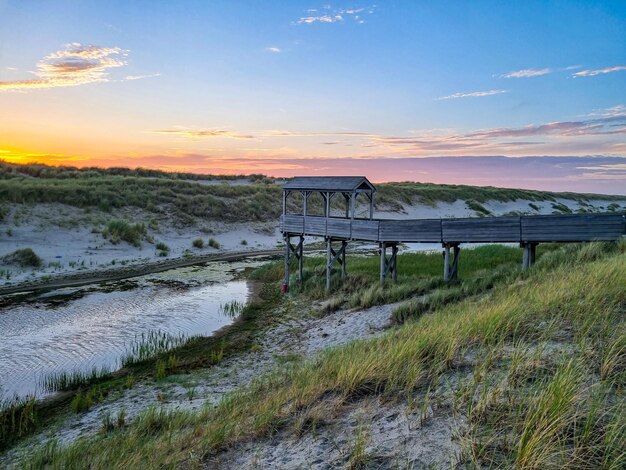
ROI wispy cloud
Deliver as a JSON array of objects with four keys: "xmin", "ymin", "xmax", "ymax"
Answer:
[
  {"xmin": 264, "ymin": 47, "xmax": 282, "ymax": 53},
  {"xmin": 438, "ymin": 89, "xmax": 509, "ymax": 100},
  {"xmin": 149, "ymin": 129, "xmax": 257, "ymax": 140},
  {"xmin": 124, "ymin": 73, "xmax": 160, "ymax": 81},
  {"xmin": 0, "ymin": 43, "xmax": 129, "ymax": 92},
  {"xmin": 296, "ymin": 5, "xmax": 375, "ymax": 24},
  {"xmin": 500, "ymin": 68, "xmax": 552, "ymax": 78},
  {"xmin": 573, "ymin": 65, "xmax": 626, "ymax": 77}
]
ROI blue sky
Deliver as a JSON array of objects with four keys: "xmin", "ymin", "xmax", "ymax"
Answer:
[{"xmin": 1, "ymin": 1, "xmax": 625, "ymax": 192}]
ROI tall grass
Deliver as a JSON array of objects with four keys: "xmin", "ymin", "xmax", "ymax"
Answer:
[
  {"xmin": 19, "ymin": 244, "xmax": 626, "ymax": 468},
  {"xmin": 0, "ymin": 396, "xmax": 37, "ymax": 451},
  {"xmin": 103, "ymin": 219, "xmax": 147, "ymax": 247},
  {"xmin": 121, "ymin": 331, "xmax": 190, "ymax": 367},
  {"xmin": 40, "ymin": 366, "xmax": 113, "ymax": 393}
]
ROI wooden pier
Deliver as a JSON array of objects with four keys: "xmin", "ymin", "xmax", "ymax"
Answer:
[{"xmin": 280, "ymin": 177, "xmax": 626, "ymax": 289}]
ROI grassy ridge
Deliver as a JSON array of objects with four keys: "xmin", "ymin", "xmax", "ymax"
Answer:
[
  {"xmin": 2, "ymin": 161, "xmax": 623, "ymax": 224},
  {"xmin": 20, "ymin": 242, "xmax": 626, "ymax": 468}
]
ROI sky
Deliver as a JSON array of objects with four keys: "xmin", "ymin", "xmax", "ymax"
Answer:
[{"xmin": 0, "ymin": 0, "xmax": 625, "ymax": 193}]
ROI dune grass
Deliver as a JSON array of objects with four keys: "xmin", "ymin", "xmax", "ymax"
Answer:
[
  {"xmin": 20, "ymin": 242, "xmax": 626, "ymax": 468},
  {"xmin": 0, "ymin": 247, "xmax": 42, "ymax": 267},
  {"xmin": 2, "ymin": 162, "xmax": 623, "ymax": 227}
]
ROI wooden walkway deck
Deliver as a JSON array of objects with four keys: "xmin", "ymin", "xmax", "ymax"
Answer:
[
  {"xmin": 281, "ymin": 213, "xmax": 626, "ymax": 243},
  {"xmin": 280, "ymin": 212, "xmax": 625, "ymax": 289}
]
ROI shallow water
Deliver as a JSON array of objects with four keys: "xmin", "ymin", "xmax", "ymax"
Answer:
[{"xmin": 0, "ymin": 258, "xmax": 266, "ymax": 400}]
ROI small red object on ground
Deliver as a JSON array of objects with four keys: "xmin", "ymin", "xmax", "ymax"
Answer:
[{"xmin": 282, "ymin": 283, "xmax": 288, "ymax": 294}]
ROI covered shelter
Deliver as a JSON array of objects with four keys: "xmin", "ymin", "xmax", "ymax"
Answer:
[
  {"xmin": 282, "ymin": 176, "xmax": 376, "ymax": 220},
  {"xmin": 280, "ymin": 176, "xmax": 376, "ymax": 291}
]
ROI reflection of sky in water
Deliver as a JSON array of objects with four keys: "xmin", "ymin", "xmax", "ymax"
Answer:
[{"xmin": 0, "ymin": 262, "xmax": 257, "ymax": 400}]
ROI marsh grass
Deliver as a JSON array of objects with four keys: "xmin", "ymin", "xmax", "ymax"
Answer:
[
  {"xmin": 0, "ymin": 396, "xmax": 37, "ymax": 450},
  {"xmin": 20, "ymin": 242, "xmax": 626, "ymax": 468},
  {"xmin": 121, "ymin": 331, "xmax": 190, "ymax": 367},
  {"xmin": 41, "ymin": 366, "xmax": 113, "ymax": 393}
]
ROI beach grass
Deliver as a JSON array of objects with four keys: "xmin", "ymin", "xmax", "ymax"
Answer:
[{"xmin": 18, "ymin": 242, "xmax": 626, "ymax": 468}]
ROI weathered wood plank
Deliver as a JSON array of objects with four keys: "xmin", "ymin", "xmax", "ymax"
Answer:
[
  {"xmin": 327, "ymin": 218, "xmax": 351, "ymax": 238},
  {"xmin": 379, "ymin": 219, "xmax": 441, "ymax": 242},
  {"xmin": 351, "ymin": 219, "xmax": 380, "ymax": 241},
  {"xmin": 442, "ymin": 217, "xmax": 521, "ymax": 242}
]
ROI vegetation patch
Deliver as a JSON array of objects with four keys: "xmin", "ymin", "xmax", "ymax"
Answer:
[
  {"xmin": 102, "ymin": 220, "xmax": 147, "ymax": 247},
  {"xmin": 466, "ymin": 199, "xmax": 492, "ymax": 216},
  {"xmin": 1, "ymin": 247, "xmax": 42, "ymax": 267}
]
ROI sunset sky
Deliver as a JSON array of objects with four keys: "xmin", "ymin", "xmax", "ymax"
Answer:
[{"xmin": 1, "ymin": 1, "xmax": 625, "ymax": 193}]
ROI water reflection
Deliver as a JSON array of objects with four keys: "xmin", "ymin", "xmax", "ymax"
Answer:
[{"xmin": 0, "ymin": 260, "xmax": 262, "ymax": 399}]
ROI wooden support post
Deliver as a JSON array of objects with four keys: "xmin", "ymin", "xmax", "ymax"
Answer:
[
  {"xmin": 344, "ymin": 193, "xmax": 350, "ymax": 218},
  {"xmin": 350, "ymin": 192, "xmax": 356, "ymax": 221},
  {"xmin": 326, "ymin": 237, "xmax": 332, "ymax": 290},
  {"xmin": 283, "ymin": 235, "xmax": 290, "ymax": 292},
  {"xmin": 282, "ymin": 190, "xmax": 288, "ymax": 215},
  {"xmin": 391, "ymin": 244, "xmax": 398, "ymax": 283},
  {"xmin": 452, "ymin": 244, "xmax": 460, "ymax": 281},
  {"xmin": 298, "ymin": 236, "xmax": 304, "ymax": 284},
  {"xmin": 341, "ymin": 240, "xmax": 347, "ymax": 277},
  {"xmin": 444, "ymin": 243, "xmax": 460, "ymax": 281},
  {"xmin": 380, "ymin": 242, "xmax": 386, "ymax": 283},
  {"xmin": 324, "ymin": 192, "xmax": 330, "ymax": 218},
  {"xmin": 369, "ymin": 192, "xmax": 374, "ymax": 220},
  {"xmin": 522, "ymin": 242, "xmax": 538, "ymax": 270}
]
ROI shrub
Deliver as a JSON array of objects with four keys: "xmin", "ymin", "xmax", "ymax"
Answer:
[
  {"xmin": 103, "ymin": 220, "xmax": 147, "ymax": 247},
  {"xmin": 192, "ymin": 238, "xmax": 204, "ymax": 249},
  {"xmin": 240, "ymin": 239, "xmax": 248, "ymax": 246},
  {"xmin": 208, "ymin": 238, "xmax": 220, "ymax": 249},
  {"xmin": 155, "ymin": 242, "xmax": 169, "ymax": 252},
  {"xmin": 1, "ymin": 248, "xmax": 42, "ymax": 267}
]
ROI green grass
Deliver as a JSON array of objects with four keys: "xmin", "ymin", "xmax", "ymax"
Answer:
[
  {"xmin": 252, "ymin": 244, "xmax": 548, "ymax": 312},
  {"xmin": 208, "ymin": 237, "xmax": 220, "ymax": 249},
  {"xmin": 0, "ymin": 397, "xmax": 37, "ymax": 451},
  {"xmin": 192, "ymin": 238, "xmax": 204, "ymax": 248},
  {"xmin": 1, "ymin": 247, "xmax": 42, "ymax": 267},
  {"xmin": 103, "ymin": 220, "xmax": 147, "ymax": 247},
  {"xmin": 40, "ymin": 367, "xmax": 113, "ymax": 393},
  {"xmin": 121, "ymin": 331, "xmax": 190, "ymax": 367},
  {"xmin": 17, "ymin": 242, "xmax": 626, "ymax": 468}
]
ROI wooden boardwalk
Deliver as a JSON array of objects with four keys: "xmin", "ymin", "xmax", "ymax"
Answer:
[
  {"xmin": 280, "ymin": 213, "xmax": 626, "ymax": 243},
  {"xmin": 279, "ymin": 176, "xmax": 625, "ymax": 290}
]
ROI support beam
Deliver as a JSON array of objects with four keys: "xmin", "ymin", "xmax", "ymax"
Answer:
[
  {"xmin": 341, "ymin": 240, "xmax": 347, "ymax": 277},
  {"xmin": 380, "ymin": 242, "xmax": 386, "ymax": 284},
  {"xmin": 350, "ymin": 192, "xmax": 356, "ymax": 221},
  {"xmin": 379, "ymin": 242, "xmax": 398, "ymax": 283},
  {"xmin": 343, "ymin": 193, "xmax": 350, "ymax": 219},
  {"xmin": 326, "ymin": 237, "xmax": 332, "ymax": 290},
  {"xmin": 368, "ymin": 192, "xmax": 374, "ymax": 220},
  {"xmin": 443, "ymin": 243, "xmax": 460, "ymax": 281},
  {"xmin": 298, "ymin": 236, "xmax": 304, "ymax": 284},
  {"xmin": 283, "ymin": 235, "xmax": 290, "ymax": 292},
  {"xmin": 325, "ymin": 239, "xmax": 348, "ymax": 290}
]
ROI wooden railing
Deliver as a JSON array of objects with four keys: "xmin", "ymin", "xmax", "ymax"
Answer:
[{"xmin": 280, "ymin": 213, "xmax": 626, "ymax": 243}]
